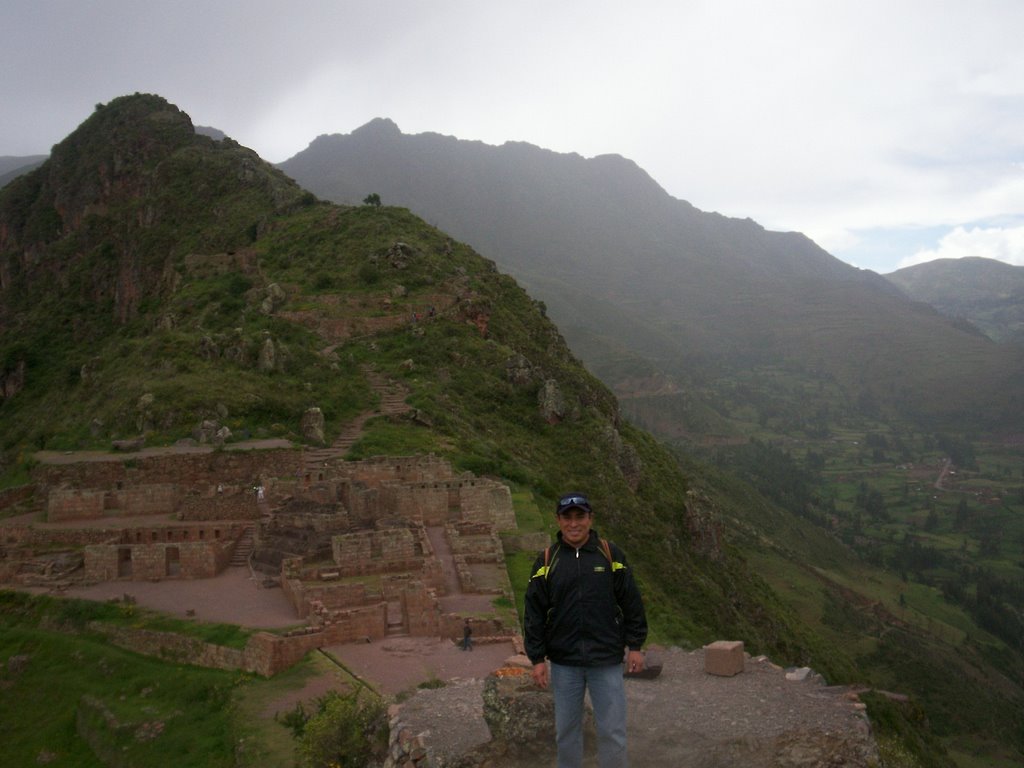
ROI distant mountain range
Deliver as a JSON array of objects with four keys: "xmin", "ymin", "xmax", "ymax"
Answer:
[
  {"xmin": 0, "ymin": 155, "xmax": 46, "ymax": 188},
  {"xmin": 7, "ymin": 121, "xmax": 1022, "ymax": 431},
  {"xmin": 278, "ymin": 120, "xmax": 1024, "ymax": 433},
  {"xmin": 887, "ymin": 256, "xmax": 1024, "ymax": 345}
]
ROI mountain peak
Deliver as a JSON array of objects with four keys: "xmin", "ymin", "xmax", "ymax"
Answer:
[{"xmin": 351, "ymin": 117, "xmax": 402, "ymax": 137}]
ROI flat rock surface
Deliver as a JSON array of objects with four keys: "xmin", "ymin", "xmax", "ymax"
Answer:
[{"xmin": 394, "ymin": 648, "xmax": 878, "ymax": 768}]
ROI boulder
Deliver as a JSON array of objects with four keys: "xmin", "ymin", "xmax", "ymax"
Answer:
[
  {"xmin": 257, "ymin": 337, "xmax": 276, "ymax": 372},
  {"xmin": 193, "ymin": 419, "xmax": 220, "ymax": 444},
  {"xmin": 260, "ymin": 282, "xmax": 286, "ymax": 315},
  {"xmin": 112, "ymin": 436, "xmax": 145, "ymax": 452},
  {"xmin": 301, "ymin": 407, "xmax": 325, "ymax": 446}
]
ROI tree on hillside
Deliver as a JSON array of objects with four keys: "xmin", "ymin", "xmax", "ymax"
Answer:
[{"xmin": 363, "ymin": 192, "xmax": 382, "ymax": 207}]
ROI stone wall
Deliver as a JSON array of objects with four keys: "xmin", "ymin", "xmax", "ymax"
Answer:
[
  {"xmin": 1, "ymin": 525, "xmax": 125, "ymax": 549},
  {"xmin": 439, "ymin": 615, "xmax": 509, "ymax": 642},
  {"xmin": 286, "ymin": 578, "xmax": 377, "ymax": 619},
  {"xmin": 47, "ymin": 489, "xmax": 106, "ymax": 521},
  {"xmin": 381, "ymin": 482, "xmax": 450, "ymax": 526},
  {"xmin": 0, "ymin": 483, "xmax": 34, "ymax": 512},
  {"xmin": 48, "ymin": 483, "xmax": 183, "ymax": 521},
  {"xmin": 402, "ymin": 582, "xmax": 442, "ymax": 636},
  {"xmin": 33, "ymin": 449, "xmax": 301, "ymax": 498},
  {"xmin": 331, "ymin": 528, "xmax": 421, "ymax": 574},
  {"xmin": 84, "ymin": 526, "xmax": 240, "ymax": 581},
  {"xmin": 85, "ymin": 622, "xmax": 345, "ymax": 677},
  {"xmin": 88, "ymin": 621, "xmax": 246, "ymax": 669},
  {"xmin": 177, "ymin": 490, "xmax": 260, "ymax": 521},
  {"xmin": 459, "ymin": 481, "xmax": 516, "ymax": 531},
  {"xmin": 335, "ymin": 455, "xmax": 456, "ymax": 486}
]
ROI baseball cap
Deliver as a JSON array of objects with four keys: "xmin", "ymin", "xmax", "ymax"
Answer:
[{"xmin": 556, "ymin": 493, "xmax": 592, "ymax": 516}]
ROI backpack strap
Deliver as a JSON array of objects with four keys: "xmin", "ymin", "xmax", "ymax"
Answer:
[
  {"xmin": 601, "ymin": 539, "xmax": 627, "ymax": 572},
  {"xmin": 531, "ymin": 539, "xmax": 622, "ymax": 581},
  {"xmin": 530, "ymin": 545, "xmax": 555, "ymax": 581}
]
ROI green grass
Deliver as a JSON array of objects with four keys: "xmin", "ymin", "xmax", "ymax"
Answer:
[{"xmin": 0, "ymin": 616, "xmax": 242, "ymax": 766}]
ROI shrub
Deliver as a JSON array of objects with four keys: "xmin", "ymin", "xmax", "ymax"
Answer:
[{"xmin": 295, "ymin": 690, "xmax": 387, "ymax": 768}]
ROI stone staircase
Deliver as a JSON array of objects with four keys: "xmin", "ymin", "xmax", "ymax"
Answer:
[
  {"xmin": 230, "ymin": 524, "xmax": 255, "ymax": 567},
  {"xmin": 302, "ymin": 366, "xmax": 411, "ymax": 476}
]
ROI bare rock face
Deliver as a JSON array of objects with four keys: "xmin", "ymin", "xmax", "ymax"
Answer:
[
  {"xmin": 537, "ymin": 379, "xmax": 566, "ymax": 423},
  {"xmin": 505, "ymin": 354, "xmax": 537, "ymax": 388},
  {"xmin": 480, "ymin": 667, "xmax": 556, "ymax": 756},
  {"xmin": 301, "ymin": 406, "xmax": 325, "ymax": 446},
  {"xmin": 603, "ymin": 425, "xmax": 642, "ymax": 490}
]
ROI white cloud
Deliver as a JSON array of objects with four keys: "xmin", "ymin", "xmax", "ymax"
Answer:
[{"xmin": 899, "ymin": 225, "xmax": 1024, "ymax": 269}]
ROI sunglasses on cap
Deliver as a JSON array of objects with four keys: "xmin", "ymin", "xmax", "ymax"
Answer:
[{"xmin": 556, "ymin": 494, "xmax": 592, "ymax": 515}]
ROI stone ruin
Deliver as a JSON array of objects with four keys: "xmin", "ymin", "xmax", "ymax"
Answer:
[{"xmin": 0, "ymin": 448, "xmax": 523, "ymax": 650}]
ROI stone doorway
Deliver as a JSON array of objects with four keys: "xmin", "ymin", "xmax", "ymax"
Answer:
[
  {"xmin": 165, "ymin": 546, "xmax": 181, "ymax": 577},
  {"xmin": 117, "ymin": 547, "xmax": 132, "ymax": 578}
]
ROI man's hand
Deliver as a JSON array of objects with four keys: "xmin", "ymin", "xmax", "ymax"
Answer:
[
  {"xmin": 626, "ymin": 650, "xmax": 645, "ymax": 674},
  {"xmin": 531, "ymin": 661, "xmax": 549, "ymax": 689}
]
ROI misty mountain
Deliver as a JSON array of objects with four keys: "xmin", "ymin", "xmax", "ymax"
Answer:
[
  {"xmin": 0, "ymin": 93, "xmax": 808, "ymax": 664},
  {"xmin": 278, "ymin": 120, "xmax": 1024, "ymax": 433},
  {"xmin": 887, "ymin": 256, "xmax": 1024, "ymax": 345},
  {"xmin": 0, "ymin": 155, "xmax": 47, "ymax": 188}
]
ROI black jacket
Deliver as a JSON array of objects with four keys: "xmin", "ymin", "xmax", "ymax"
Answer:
[{"xmin": 523, "ymin": 529, "xmax": 647, "ymax": 667}]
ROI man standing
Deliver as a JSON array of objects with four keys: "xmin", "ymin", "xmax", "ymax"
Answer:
[{"xmin": 524, "ymin": 492, "xmax": 648, "ymax": 768}]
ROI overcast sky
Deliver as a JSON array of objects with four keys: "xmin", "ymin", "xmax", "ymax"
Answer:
[{"xmin": 4, "ymin": 0, "xmax": 1024, "ymax": 274}]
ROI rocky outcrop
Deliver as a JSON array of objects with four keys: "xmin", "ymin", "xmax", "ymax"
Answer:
[
  {"xmin": 388, "ymin": 647, "xmax": 881, "ymax": 768},
  {"xmin": 603, "ymin": 425, "xmax": 642, "ymax": 490},
  {"xmin": 505, "ymin": 354, "xmax": 538, "ymax": 388},
  {"xmin": 301, "ymin": 407, "xmax": 326, "ymax": 446},
  {"xmin": 537, "ymin": 379, "xmax": 566, "ymax": 423}
]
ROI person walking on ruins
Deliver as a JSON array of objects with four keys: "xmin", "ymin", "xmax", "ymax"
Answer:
[
  {"xmin": 461, "ymin": 618, "xmax": 473, "ymax": 651},
  {"xmin": 524, "ymin": 492, "xmax": 647, "ymax": 768}
]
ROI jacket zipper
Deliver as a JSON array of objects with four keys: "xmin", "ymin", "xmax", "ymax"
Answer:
[{"xmin": 575, "ymin": 546, "xmax": 587, "ymax": 664}]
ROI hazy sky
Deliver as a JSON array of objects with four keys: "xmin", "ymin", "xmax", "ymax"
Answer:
[{"xmin": 4, "ymin": 0, "xmax": 1024, "ymax": 274}]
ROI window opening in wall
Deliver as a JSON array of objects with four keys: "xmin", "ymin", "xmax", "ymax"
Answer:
[
  {"xmin": 165, "ymin": 546, "xmax": 180, "ymax": 577},
  {"xmin": 214, "ymin": 529, "xmax": 221, "ymax": 539},
  {"xmin": 152, "ymin": 532, "xmax": 158, "ymax": 542},
  {"xmin": 117, "ymin": 547, "xmax": 132, "ymax": 578},
  {"xmin": 199, "ymin": 530, "xmax": 205, "ymax": 540}
]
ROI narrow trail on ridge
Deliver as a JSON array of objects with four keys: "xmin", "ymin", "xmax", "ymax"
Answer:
[{"xmin": 302, "ymin": 366, "xmax": 412, "ymax": 477}]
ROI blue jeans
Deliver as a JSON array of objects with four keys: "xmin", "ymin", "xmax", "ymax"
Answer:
[{"xmin": 550, "ymin": 661, "xmax": 627, "ymax": 768}]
